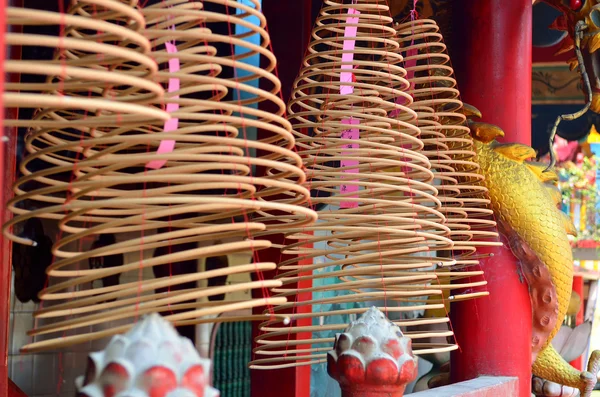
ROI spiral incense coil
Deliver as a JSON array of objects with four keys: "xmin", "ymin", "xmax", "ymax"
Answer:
[
  {"xmin": 4, "ymin": 0, "xmax": 317, "ymax": 353},
  {"xmin": 251, "ymin": 0, "xmax": 489, "ymax": 369},
  {"xmin": 395, "ymin": 19, "xmax": 501, "ymax": 263},
  {"xmin": 3, "ymin": 0, "xmax": 169, "ymax": 246},
  {"xmin": 5, "ymin": 0, "xmax": 304, "ymax": 239},
  {"xmin": 4, "ymin": 3, "xmax": 166, "ymax": 127}
]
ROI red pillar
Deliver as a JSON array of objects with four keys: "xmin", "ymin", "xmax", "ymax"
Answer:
[
  {"xmin": 249, "ymin": 238, "xmax": 311, "ymax": 397},
  {"xmin": 0, "ymin": 0, "xmax": 10, "ymax": 396},
  {"xmin": 250, "ymin": 2, "xmax": 313, "ymax": 397},
  {"xmin": 449, "ymin": 1, "xmax": 533, "ymax": 397}
]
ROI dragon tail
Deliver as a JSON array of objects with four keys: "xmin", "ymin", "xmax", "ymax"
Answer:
[{"xmin": 533, "ymin": 345, "xmax": 600, "ymax": 396}]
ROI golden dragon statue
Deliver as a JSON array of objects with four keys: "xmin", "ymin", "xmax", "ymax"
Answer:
[{"xmin": 461, "ymin": 104, "xmax": 600, "ymax": 396}]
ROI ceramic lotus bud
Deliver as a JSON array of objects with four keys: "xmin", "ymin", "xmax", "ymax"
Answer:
[
  {"xmin": 327, "ymin": 306, "xmax": 418, "ymax": 397},
  {"xmin": 76, "ymin": 313, "xmax": 219, "ymax": 397}
]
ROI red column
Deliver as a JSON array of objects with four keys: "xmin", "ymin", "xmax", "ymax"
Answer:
[
  {"xmin": 250, "ymin": 2, "xmax": 313, "ymax": 397},
  {"xmin": 0, "ymin": 0, "xmax": 9, "ymax": 395},
  {"xmin": 449, "ymin": 1, "xmax": 534, "ymax": 397}
]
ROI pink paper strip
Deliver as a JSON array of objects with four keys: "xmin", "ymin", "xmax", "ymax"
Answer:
[
  {"xmin": 339, "ymin": 9, "xmax": 361, "ymax": 209},
  {"xmin": 340, "ymin": 8, "xmax": 360, "ymax": 95},
  {"xmin": 340, "ymin": 118, "xmax": 360, "ymax": 209},
  {"xmin": 146, "ymin": 41, "xmax": 180, "ymax": 170}
]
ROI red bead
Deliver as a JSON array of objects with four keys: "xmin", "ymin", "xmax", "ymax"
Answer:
[
  {"xmin": 182, "ymin": 365, "xmax": 206, "ymax": 397},
  {"xmin": 338, "ymin": 354, "xmax": 366, "ymax": 385},
  {"xmin": 365, "ymin": 358, "xmax": 399, "ymax": 384},
  {"xmin": 570, "ymin": 0, "xmax": 582, "ymax": 10},
  {"xmin": 141, "ymin": 367, "xmax": 178, "ymax": 397}
]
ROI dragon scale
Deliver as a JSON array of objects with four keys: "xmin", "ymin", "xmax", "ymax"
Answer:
[
  {"xmin": 467, "ymin": 117, "xmax": 600, "ymax": 396},
  {"xmin": 474, "ymin": 140, "xmax": 573, "ymax": 349}
]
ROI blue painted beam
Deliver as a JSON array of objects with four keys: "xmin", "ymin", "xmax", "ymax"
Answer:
[{"xmin": 234, "ymin": 0, "xmax": 261, "ymax": 157}]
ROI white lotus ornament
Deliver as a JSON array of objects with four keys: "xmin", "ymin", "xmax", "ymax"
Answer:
[{"xmin": 76, "ymin": 313, "xmax": 219, "ymax": 397}]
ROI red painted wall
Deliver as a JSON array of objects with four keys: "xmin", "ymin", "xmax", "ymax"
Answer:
[
  {"xmin": 0, "ymin": 1, "xmax": 18, "ymax": 396},
  {"xmin": 0, "ymin": 0, "xmax": 8, "ymax": 391}
]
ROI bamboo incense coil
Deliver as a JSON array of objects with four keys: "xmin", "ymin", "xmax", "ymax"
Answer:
[
  {"xmin": 251, "ymin": 0, "xmax": 488, "ymax": 369},
  {"xmin": 395, "ymin": 18, "xmax": 501, "ymax": 263},
  {"xmin": 3, "ymin": 0, "xmax": 169, "ymax": 245},
  {"xmin": 5, "ymin": 0, "xmax": 317, "ymax": 353},
  {"xmin": 4, "ymin": 3, "xmax": 166, "ymax": 126}
]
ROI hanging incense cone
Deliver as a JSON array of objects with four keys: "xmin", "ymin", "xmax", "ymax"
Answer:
[
  {"xmin": 251, "ymin": 1, "xmax": 492, "ymax": 371},
  {"xmin": 3, "ymin": 0, "xmax": 169, "ymax": 246},
  {"xmin": 9, "ymin": 0, "xmax": 315, "ymax": 353},
  {"xmin": 327, "ymin": 307, "xmax": 418, "ymax": 397},
  {"xmin": 251, "ymin": 0, "xmax": 454, "ymax": 369},
  {"xmin": 394, "ymin": 18, "xmax": 501, "ymax": 257}
]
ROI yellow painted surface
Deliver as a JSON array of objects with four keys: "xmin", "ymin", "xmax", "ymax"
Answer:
[{"xmin": 471, "ymin": 125, "xmax": 598, "ymax": 395}]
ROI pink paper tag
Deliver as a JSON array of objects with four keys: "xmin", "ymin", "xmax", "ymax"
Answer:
[
  {"xmin": 146, "ymin": 41, "xmax": 180, "ymax": 170},
  {"xmin": 340, "ymin": 118, "xmax": 360, "ymax": 208},
  {"xmin": 340, "ymin": 8, "xmax": 360, "ymax": 95},
  {"xmin": 339, "ymin": 8, "xmax": 361, "ymax": 209}
]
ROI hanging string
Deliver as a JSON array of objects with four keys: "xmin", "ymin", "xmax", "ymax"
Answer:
[{"xmin": 410, "ymin": 0, "xmax": 419, "ymax": 21}]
